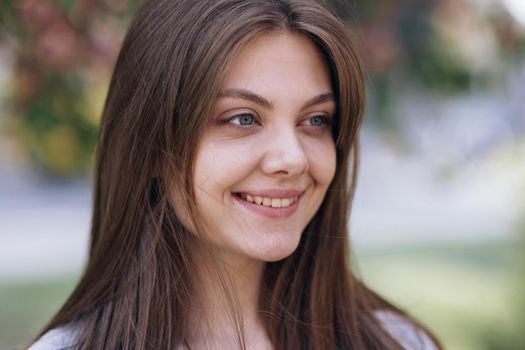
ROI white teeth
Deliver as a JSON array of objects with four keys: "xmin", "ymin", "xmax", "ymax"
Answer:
[{"xmin": 239, "ymin": 194, "xmax": 298, "ymax": 208}]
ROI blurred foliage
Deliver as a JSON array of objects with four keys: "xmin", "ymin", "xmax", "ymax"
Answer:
[
  {"xmin": 1, "ymin": 0, "xmax": 142, "ymax": 177},
  {"xmin": 1, "ymin": 0, "xmax": 524, "ymax": 177},
  {"xmin": 335, "ymin": 0, "xmax": 525, "ymax": 131}
]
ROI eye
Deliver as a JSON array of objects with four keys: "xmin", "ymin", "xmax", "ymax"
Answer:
[
  {"xmin": 229, "ymin": 113, "xmax": 256, "ymax": 126},
  {"xmin": 310, "ymin": 115, "xmax": 325, "ymax": 126},
  {"xmin": 303, "ymin": 115, "xmax": 333, "ymax": 127}
]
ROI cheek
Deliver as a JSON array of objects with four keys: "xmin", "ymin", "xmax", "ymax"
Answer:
[
  {"xmin": 305, "ymin": 137, "xmax": 337, "ymax": 186},
  {"xmin": 194, "ymin": 138, "xmax": 259, "ymax": 194}
]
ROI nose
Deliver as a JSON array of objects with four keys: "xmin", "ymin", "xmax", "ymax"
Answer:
[{"xmin": 260, "ymin": 127, "xmax": 309, "ymax": 177}]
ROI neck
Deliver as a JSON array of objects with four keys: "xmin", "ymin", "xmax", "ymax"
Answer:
[{"xmin": 185, "ymin": 250, "xmax": 267, "ymax": 347}]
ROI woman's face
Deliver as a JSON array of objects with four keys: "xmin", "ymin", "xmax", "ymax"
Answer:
[{"xmin": 193, "ymin": 31, "xmax": 336, "ymax": 263}]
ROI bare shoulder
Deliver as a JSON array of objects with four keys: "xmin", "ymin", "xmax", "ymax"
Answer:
[
  {"xmin": 375, "ymin": 310, "xmax": 439, "ymax": 350},
  {"xmin": 27, "ymin": 326, "xmax": 79, "ymax": 350}
]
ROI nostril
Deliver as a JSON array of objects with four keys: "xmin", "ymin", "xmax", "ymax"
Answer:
[{"xmin": 260, "ymin": 146, "xmax": 309, "ymax": 177}]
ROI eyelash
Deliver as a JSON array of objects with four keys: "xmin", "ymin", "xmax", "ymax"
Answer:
[{"xmin": 225, "ymin": 113, "xmax": 333, "ymax": 129}]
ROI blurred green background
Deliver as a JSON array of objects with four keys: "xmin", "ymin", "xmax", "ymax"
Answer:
[{"xmin": 1, "ymin": 0, "xmax": 524, "ymax": 349}]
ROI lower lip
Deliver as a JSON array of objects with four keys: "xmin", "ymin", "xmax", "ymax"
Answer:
[{"xmin": 233, "ymin": 194, "xmax": 301, "ymax": 218}]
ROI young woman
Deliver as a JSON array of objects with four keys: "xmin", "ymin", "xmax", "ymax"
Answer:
[{"xmin": 29, "ymin": 0, "xmax": 442, "ymax": 349}]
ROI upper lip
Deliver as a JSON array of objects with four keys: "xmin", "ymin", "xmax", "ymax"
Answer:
[{"xmin": 234, "ymin": 189, "xmax": 305, "ymax": 198}]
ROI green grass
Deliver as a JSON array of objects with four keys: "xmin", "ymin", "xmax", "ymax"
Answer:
[
  {"xmin": 354, "ymin": 239, "xmax": 522, "ymax": 350},
  {"xmin": 0, "ymin": 276, "xmax": 78, "ymax": 349},
  {"xmin": 1, "ymin": 239, "xmax": 521, "ymax": 349}
]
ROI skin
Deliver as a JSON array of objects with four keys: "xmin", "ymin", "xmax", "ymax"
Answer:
[{"xmin": 187, "ymin": 30, "xmax": 337, "ymax": 349}]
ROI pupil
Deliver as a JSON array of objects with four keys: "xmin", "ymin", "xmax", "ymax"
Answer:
[
  {"xmin": 240, "ymin": 114, "xmax": 253, "ymax": 125},
  {"xmin": 311, "ymin": 116, "xmax": 322, "ymax": 125}
]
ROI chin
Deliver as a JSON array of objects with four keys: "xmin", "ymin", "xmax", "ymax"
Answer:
[{"xmin": 248, "ymin": 234, "xmax": 302, "ymax": 262}]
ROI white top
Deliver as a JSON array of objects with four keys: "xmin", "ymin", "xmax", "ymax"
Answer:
[
  {"xmin": 375, "ymin": 311, "xmax": 438, "ymax": 350},
  {"xmin": 28, "ymin": 325, "xmax": 79, "ymax": 350},
  {"xmin": 28, "ymin": 311, "xmax": 438, "ymax": 350}
]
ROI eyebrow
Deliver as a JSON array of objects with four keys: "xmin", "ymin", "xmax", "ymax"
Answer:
[{"xmin": 217, "ymin": 89, "xmax": 335, "ymax": 111}]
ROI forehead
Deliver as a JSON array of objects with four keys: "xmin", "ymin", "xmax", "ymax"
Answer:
[{"xmin": 220, "ymin": 30, "xmax": 332, "ymax": 98}]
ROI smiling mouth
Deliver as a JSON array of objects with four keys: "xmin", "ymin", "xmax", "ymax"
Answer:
[{"xmin": 234, "ymin": 193, "xmax": 299, "ymax": 208}]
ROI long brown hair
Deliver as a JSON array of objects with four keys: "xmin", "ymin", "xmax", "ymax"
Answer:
[{"xmin": 34, "ymin": 0, "xmax": 442, "ymax": 349}]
